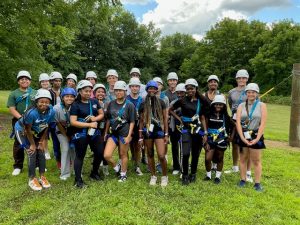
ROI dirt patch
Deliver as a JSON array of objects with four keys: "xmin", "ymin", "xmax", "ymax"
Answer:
[{"xmin": 265, "ymin": 140, "xmax": 300, "ymax": 152}]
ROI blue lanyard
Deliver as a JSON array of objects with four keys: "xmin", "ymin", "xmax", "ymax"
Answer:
[
  {"xmin": 136, "ymin": 96, "xmax": 142, "ymax": 111},
  {"xmin": 247, "ymin": 99, "xmax": 259, "ymax": 121},
  {"xmin": 118, "ymin": 100, "xmax": 128, "ymax": 118},
  {"xmin": 238, "ymin": 90, "xmax": 246, "ymax": 105},
  {"xmin": 196, "ymin": 99, "xmax": 200, "ymax": 115},
  {"xmin": 60, "ymin": 102, "xmax": 69, "ymax": 122},
  {"xmin": 89, "ymin": 100, "xmax": 93, "ymax": 116}
]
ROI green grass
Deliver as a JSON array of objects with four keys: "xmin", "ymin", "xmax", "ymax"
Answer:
[{"xmin": 0, "ymin": 91, "xmax": 10, "ymax": 114}]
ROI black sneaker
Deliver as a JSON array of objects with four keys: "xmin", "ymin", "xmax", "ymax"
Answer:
[
  {"xmin": 238, "ymin": 180, "xmax": 246, "ymax": 188},
  {"xmin": 189, "ymin": 174, "xmax": 197, "ymax": 183},
  {"xmin": 74, "ymin": 179, "xmax": 86, "ymax": 189},
  {"xmin": 118, "ymin": 175, "xmax": 127, "ymax": 182},
  {"xmin": 254, "ymin": 183, "xmax": 263, "ymax": 192},
  {"xmin": 214, "ymin": 177, "xmax": 221, "ymax": 184},
  {"xmin": 90, "ymin": 172, "xmax": 103, "ymax": 181},
  {"xmin": 203, "ymin": 176, "xmax": 211, "ymax": 181},
  {"xmin": 182, "ymin": 175, "xmax": 190, "ymax": 185}
]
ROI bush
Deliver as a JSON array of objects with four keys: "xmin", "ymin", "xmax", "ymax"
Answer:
[{"xmin": 261, "ymin": 95, "xmax": 291, "ymax": 105}]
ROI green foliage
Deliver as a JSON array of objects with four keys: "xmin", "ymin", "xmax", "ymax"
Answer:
[{"xmin": 261, "ymin": 95, "xmax": 291, "ymax": 106}]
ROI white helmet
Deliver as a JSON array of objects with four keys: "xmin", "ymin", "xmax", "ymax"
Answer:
[
  {"xmin": 185, "ymin": 78, "xmax": 198, "ymax": 87},
  {"xmin": 236, "ymin": 69, "xmax": 249, "ymax": 78},
  {"xmin": 114, "ymin": 81, "xmax": 127, "ymax": 90},
  {"xmin": 86, "ymin": 71, "xmax": 97, "ymax": 79},
  {"xmin": 39, "ymin": 73, "xmax": 49, "ymax": 82},
  {"xmin": 50, "ymin": 71, "xmax": 63, "ymax": 80},
  {"xmin": 35, "ymin": 89, "xmax": 52, "ymax": 101},
  {"xmin": 167, "ymin": 72, "xmax": 178, "ymax": 81},
  {"xmin": 129, "ymin": 77, "xmax": 141, "ymax": 86},
  {"xmin": 175, "ymin": 83, "xmax": 186, "ymax": 92},
  {"xmin": 17, "ymin": 70, "xmax": 31, "ymax": 80},
  {"xmin": 106, "ymin": 69, "xmax": 118, "ymax": 78},
  {"xmin": 211, "ymin": 95, "xmax": 226, "ymax": 105},
  {"xmin": 66, "ymin": 73, "xmax": 77, "ymax": 83},
  {"xmin": 130, "ymin": 68, "xmax": 141, "ymax": 76},
  {"xmin": 93, "ymin": 83, "xmax": 106, "ymax": 92},
  {"xmin": 76, "ymin": 80, "xmax": 93, "ymax": 91},
  {"xmin": 153, "ymin": 77, "xmax": 163, "ymax": 85},
  {"xmin": 207, "ymin": 75, "xmax": 219, "ymax": 82},
  {"xmin": 245, "ymin": 83, "xmax": 259, "ymax": 93}
]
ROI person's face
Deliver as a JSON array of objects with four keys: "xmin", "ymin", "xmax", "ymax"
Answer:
[
  {"xmin": 114, "ymin": 89, "xmax": 126, "ymax": 99},
  {"xmin": 63, "ymin": 94, "xmax": 75, "ymax": 105},
  {"xmin": 147, "ymin": 87, "xmax": 158, "ymax": 96},
  {"xmin": 130, "ymin": 85, "xmax": 140, "ymax": 95},
  {"xmin": 87, "ymin": 78, "xmax": 96, "ymax": 86},
  {"xmin": 236, "ymin": 77, "xmax": 248, "ymax": 87},
  {"xmin": 214, "ymin": 103, "xmax": 224, "ymax": 112},
  {"xmin": 52, "ymin": 79, "xmax": 62, "ymax": 88},
  {"xmin": 66, "ymin": 79, "xmax": 76, "ymax": 88},
  {"xmin": 18, "ymin": 77, "xmax": 31, "ymax": 89},
  {"xmin": 176, "ymin": 91, "xmax": 185, "ymax": 99},
  {"xmin": 95, "ymin": 88, "xmax": 106, "ymax": 101},
  {"xmin": 79, "ymin": 87, "xmax": 92, "ymax": 100},
  {"xmin": 186, "ymin": 85, "xmax": 196, "ymax": 97},
  {"xmin": 157, "ymin": 82, "xmax": 163, "ymax": 92},
  {"xmin": 168, "ymin": 79, "xmax": 178, "ymax": 89},
  {"xmin": 246, "ymin": 90, "xmax": 258, "ymax": 101},
  {"xmin": 208, "ymin": 80, "xmax": 218, "ymax": 91},
  {"xmin": 36, "ymin": 98, "xmax": 50, "ymax": 112},
  {"xmin": 107, "ymin": 75, "xmax": 118, "ymax": 86},
  {"xmin": 130, "ymin": 72, "xmax": 140, "ymax": 78},
  {"xmin": 40, "ymin": 80, "xmax": 50, "ymax": 89}
]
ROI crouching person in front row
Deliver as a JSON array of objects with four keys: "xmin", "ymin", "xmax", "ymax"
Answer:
[{"xmin": 15, "ymin": 89, "xmax": 55, "ymax": 191}]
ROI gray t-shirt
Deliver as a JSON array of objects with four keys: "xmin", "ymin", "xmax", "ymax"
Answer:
[
  {"xmin": 54, "ymin": 103, "xmax": 70, "ymax": 132},
  {"xmin": 127, "ymin": 83, "xmax": 147, "ymax": 99},
  {"xmin": 107, "ymin": 99, "xmax": 136, "ymax": 137},
  {"xmin": 228, "ymin": 87, "xmax": 247, "ymax": 115},
  {"xmin": 240, "ymin": 101, "xmax": 262, "ymax": 131}
]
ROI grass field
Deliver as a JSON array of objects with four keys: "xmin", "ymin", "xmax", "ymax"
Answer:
[{"xmin": 0, "ymin": 91, "xmax": 299, "ymax": 224}]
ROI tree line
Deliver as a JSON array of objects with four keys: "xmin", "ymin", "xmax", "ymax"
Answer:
[{"xmin": 1, "ymin": 0, "xmax": 300, "ymax": 95}]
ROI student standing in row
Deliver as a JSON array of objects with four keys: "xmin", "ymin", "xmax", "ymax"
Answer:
[
  {"xmin": 66, "ymin": 73, "xmax": 77, "ymax": 89},
  {"xmin": 106, "ymin": 69, "xmax": 119, "ymax": 102}
]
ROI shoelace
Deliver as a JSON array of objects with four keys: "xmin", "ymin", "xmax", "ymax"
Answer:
[
  {"xmin": 33, "ymin": 178, "xmax": 41, "ymax": 187},
  {"xmin": 41, "ymin": 177, "xmax": 49, "ymax": 185}
]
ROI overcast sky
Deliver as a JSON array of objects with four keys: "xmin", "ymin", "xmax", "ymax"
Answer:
[{"xmin": 121, "ymin": 0, "xmax": 300, "ymax": 40}]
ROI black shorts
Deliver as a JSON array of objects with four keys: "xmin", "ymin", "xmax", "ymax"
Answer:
[
  {"xmin": 131, "ymin": 124, "xmax": 140, "ymax": 141},
  {"xmin": 236, "ymin": 134, "xmax": 266, "ymax": 150}
]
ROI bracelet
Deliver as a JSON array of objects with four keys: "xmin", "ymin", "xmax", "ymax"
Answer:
[
  {"xmin": 204, "ymin": 131, "xmax": 208, "ymax": 135},
  {"xmin": 139, "ymin": 129, "xmax": 143, "ymax": 132},
  {"xmin": 138, "ymin": 138, "xmax": 143, "ymax": 142},
  {"xmin": 165, "ymin": 133, "xmax": 169, "ymax": 136}
]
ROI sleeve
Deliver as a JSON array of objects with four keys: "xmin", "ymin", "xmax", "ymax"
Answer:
[
  {"xmin": 139, "ymin": 102, "xmax": 144, "ymax": 114},
  {"xmin": 23, "ymin": 109, "xmax": 35, "ymax": 125},
  {"xmin": 127, "ymin": 103, "xmax": 136, "ymax": 123},
  {"xmin": 106, "ymin": 102, "xmax": 112, "ymax": 120},
  {"xmin": 160, "ymin": 99, "xmax": 166, "ymax": 110},
  {"xmin": 7, "ymin": 92, "xmax": 16, "ymax": 107},
  {"xmin": 70, "ymin": 102, "xmax": 78, "ymax": 116},
  {"xmin": 172, "ymin": 98, "xmax": 181, "ymax": 110},
  {"xmin": 200, "ymin": 99, "xmax": 209, "ymax": 117},
  {"xmin": 54, "ymin": 106, "xmax": 60, "ymax": 122},
  {"xmin": 95, "ymin": 99, "xmax": 101, "ymax": 110},
  {"xmin": 48, "ymin": 109, "xmax": 56, "ymax": 123}
]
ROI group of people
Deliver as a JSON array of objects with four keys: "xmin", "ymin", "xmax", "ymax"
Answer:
[{"xmin": 7, "ymin": 67, "xmax": 267, "ymax": 191}]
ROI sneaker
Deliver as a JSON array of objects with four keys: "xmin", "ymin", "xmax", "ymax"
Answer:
[
  {"xmin": 246, "ymin": 174, "xmax": 253, "ymax": 183},
  {"xmin": 172, "ymin": 170, "xmax": 180, "ymax": 175},
  {"xmin": 90, "ymin": 172, "xmax": 103, "ymax": 181},
  {"xmin": 149, "ymin": 176, "xmax": 157, "ymax": 186},
  {"xmin": 114, "ymin": 163, "xmax": 121, "ymax": 176},
  {"xmin": 156, "ymin": 163, "xmax": 162, "ymax": 173},
  {"xmin": 182, "ymin": 175, "xmax": 189, "ymax": 185},
  {"xmin": 161, "ymin": 176, "xmax": 168, "ymax": 187},
  {"xmin": 60, "ymin": 176, "xmax": 68, "ymax": 181},
  {"xmin": 189, "ymin": 174, "xmax": 196, "ymax": 183},
  {"xmin": 203, "ymin": 176, "xmax": 211, "ymax": 181},
  {"xmin": 12, "ymin": 168, "xmax": 21, "ymax": 176},
  {"xmin": 135, "ymin": 167, "xmax": 143, "ymax": 176},
  {"xmin": 39, "ymin": 176, "xmax": 51, "ymax": 188},
  {"xmin": 118, "ymin": 175, "xmax": 127, "ymax": 182},
  {"xmin": 254, "ymin": 183, "xmax": 263, "ymax": 192},
  {"xmin": 28, "ymin": 178, "xmax": 42, "ymax": 191},
  {"xmin": 45, "ymin": 151, "xmax": 51, "ymax": 160},
  {"xmin": 224, "ymin": 166, "xmax": 239, "ymax": 174},
  {"xmin": 238, "ymin": 180, "xmax": 246, "ymax": 188},
  {"xmin": 74, "ymin": 179, "xmax": 86, "ymax": 189},
  {"xmin": 214, "ymin": 177, "xmax": 221, "ymax": 184},
  {"xmin": 102, "ymin": 165, "xmax": 109, "ymax": 176}
]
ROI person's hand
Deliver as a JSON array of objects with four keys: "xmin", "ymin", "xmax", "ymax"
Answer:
[
  {"xmin": 104, "ymin": 133, "xmax": 109, "ymax": 141},
  {"xmin": 138, "ymin": 138, "xmax": 144, "ymax": 149},
  {"xmin": 249, "ymin": 138, "xmax": 259, "ymax": 146},
  {"xmin": 164, "ymin": 135, "xmax": 169, "ymax": 145},
  {"xmin": 204, "ymin": 142, "xmax": 210, "ymax": 152},
  {"xmin": 124, "ymin": 136, "xmax": 132, "ymax": 145},
  {"xmin": 89, "ymin": 116, "xmax": 96, "ymax": 122},
  {"xmin": 89, "ymin": 122, "xmax": 98, "ymax": 128},
  {"xmin": 27, "ymin": 144, "xmax": 36, "ymax": 155},
  {"xmin": 242, "ymin": 138, "xmax": 251, "ymax": 146},
  {"xmin": 202, "ymin": 134, "xmax": 208, "ymax": 143},
  {"xmin": 37, "ymin": 142, "xmax": 44, "ymax": 151}
]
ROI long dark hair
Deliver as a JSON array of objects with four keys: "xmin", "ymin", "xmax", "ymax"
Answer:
[{"xmin": 143, "ymin": 95, "xmax": 164, "ymax": 130}]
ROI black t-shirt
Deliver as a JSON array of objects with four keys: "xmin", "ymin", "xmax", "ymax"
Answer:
[
  {"xmin": 207, "ymin": 110, "xmax": 233, "ymax": 134},
  {"xmin": 139, "ymin": 98, "xmax": 166, "ymax": 115},
  {"xmin": 173, "ymin": 96, "xmax": 208, "ymax": 118},
  {"xmin": 164, "ymin": 89, "xmax": 178, "ymax": 103}
]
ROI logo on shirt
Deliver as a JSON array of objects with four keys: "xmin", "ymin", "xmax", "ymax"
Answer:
[
  {"xmin": 35, "ymin": 119, "xmax": 45, "ymax": 123},
  {"xmin": 93, "ymin": 104, "xmax": 97, "ymax": 109}
]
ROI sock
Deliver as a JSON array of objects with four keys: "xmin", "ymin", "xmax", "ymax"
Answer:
[
  {"xmin": 120, "ymin": 171, "xmax": 126, "ymax": 176},
  {"xmin": 206, "ymin": 171, "xmax": 212, "ymax": 178},
  {"xmin": 233, "ymin": 166, "xmax": 239, "ymax": 172},
  {"xmin": 114, "ymin": 164, "xmax": 120, "ymax": 172},
  {"xmin": 246, "ymin": 170, "xmax": 251, "ymax": 176},
  {"xmin": 216, "ymin": 171, "xmax": 222, "ymax": 179}
]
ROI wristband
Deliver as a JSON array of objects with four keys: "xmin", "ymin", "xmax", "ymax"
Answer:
[
  {"xmin": 138, "ymin": 138, "xmax": 143, "ymax": 142},
  {"xmin": 204, "ymin": 131, "xmax": 208, "ymax": 135},
  {"xmin": 139, "ymin": 129, "xmax": 143, "ymax": 132},
  {"xmin": 165, "ymin": 133, "xmax": 169, "ymax": 136}
]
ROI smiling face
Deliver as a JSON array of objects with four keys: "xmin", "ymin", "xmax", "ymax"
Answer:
[
  {"xmin": 87, "ymin": 77, "xmax": 96, "ymax": 86},
  {"xmin": 63, "ymin": 94, "xmax": 75, "ymax": 106},
  {"xmin": 213, "ymin": 103, "xmax": 224, "ymax": 112},
  {"xmin": 40, "ymin": 80, "xmax": 50, "ymax": 89},
  {"xmin": 168, "ymin": 79, "xmax": 178, "ymax": 89},
  {"xmin": 114, "ymin": 89, "xmax": 126, "ymax": 100},
  {"xmin": 157, "ymin": 82, "xmax": 163, "ymax": 92},
  {"xmin": 36, "ymin": 98, "xmax": 51, "ymax": 112},
  {"xmin": 130, "ymin": 72, "xmax": 140, "ymax": 78},
  {"xmin": 147, "ymin": 87, "xmax": 158, "ymax": 97},
  {"xmin": 236, "ymin": 77, "xmax": 248, "ymax": 87},
  {"xmin": 79, "ymin": 87, "xmax": 92, "ymax": 100},
  {"xmin": 176, "ymin": 91, "xmax": 185, "ymax": 99},
  {"xmin": 246, "ymin": 90, "xmax": 258, "ymax": 101},
  {"xmin": 107, "ymin": 75, "xmax": 118, "ymax": 87},
  {"xmin": 185, "ymin": 85, "xmax": 196, "ymax": 97},
  {"xmin": 208, "ymin": 80, "xmax": 218, "ymax": 91},
  {"xmin": 18, "ymin": 77, "xmax": 31, "ymax": 89},
  {"xmin": 95, "ymin": 88, "xmax": 106, "ymax": 101},
  {"xmin": 52, "ymin": 79, "xmax": 62, "ymax": 89},
  {"xmin": 66, "ymin": 79, "xmax": 76, "ymax": 89},
  {"xmin": 129, "ymin": 85, "xmax": 140, "ymax": 95}
]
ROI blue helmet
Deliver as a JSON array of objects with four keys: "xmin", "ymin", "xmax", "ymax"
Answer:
[
  {"xmin": 61, "ymin": 87, "xmax": 77, "ymax": 98},
  {"xmin": 146, "ymin": 80, "xmax": 158, "ymax": 91}
]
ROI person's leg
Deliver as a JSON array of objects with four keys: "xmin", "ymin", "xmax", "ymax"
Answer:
[
  {"xmin": 155, "ymin": 138, "xmax": 167, "ymax": 176},
  {"xmin": 119, "ymin": 139, "xmax": 130, "ymax": 180},
  {"xmin": 89, "ymin": 135, "xmax": 103, "ymax": 176},
  {"xmin": 204, "ymin": 148, "xmax": 215, "ymax": 180},
  {"xmin": 246, "ymin": 151, "xmax": 253, "ymax": 182},
  {"xmin": 13, "ymin": 138, "xmax": 24, "ymax": 170},
  {"xmin": 181, "ymin": 133, "xmax": 191, "ymax": 176},
  {"xmin": 249, "ymin": 149, "xmax": 262, "ymax": 184},
  {"xmin": 239, "ymin": 147, "xmax": 249, "ymax": 183},
  {"xmin": 74, "ymin": 137, "xmax": 89, "ymax": 182},
  {"xmin": 103, "ymin": 137, "xmax": 118, "ymax": 171},
  {"xmin": 170, "ymin": 129, "xmax": 180, "ymax": 172},
  {"xmin": 145, "ymin": 139, "xmax": 155, "ymax": 176},
  {"xmin": 50, "ymin": 125, "xmax": 61, "ymax": 163},
  {"xmin": 27, "ymin": 150, "xmax": 37, "ymax": 179},
  {"xmin": 57, "ymin": 134, "xmax": 71, "ymax": 179},
  {"xmin": 215, "ymin": 149, "xmax": 225, "ymax": 183},
  {"xmin": 190, "ymin": 134, "xmax": 202, "ymax": 175},
  {"xmin": 232, "ymin": 143, "xmax": 240, "ymax": 172}
]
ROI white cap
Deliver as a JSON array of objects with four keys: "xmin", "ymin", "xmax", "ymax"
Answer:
[
  {"xmin": 245, "ymin": 83, "xmax": 259, "ymax": 93},
  {"xmin": 66, "ymin": 73, "xmax": 77, "ymax": 83},
  {"xmin": 76, "ymin": 80, "xmax": 93, "ymax": 91},
  {"xmin": 128, "ymin": 77, "xmax": 141, "ymax": 86},
  {"xmin": 167, "ymin": 72, "xmax": 178, "ymax": 81},
  {"xmin": 106, "ymin": 69, "xmax": 118, "ymax": 78},
  {"xmin": 93, "ymin": 83, "xmax": 106, "ymax": 92},
  {"xmin": 130, "ymin": 68, "xmax": 141, "ymax": 76},
  {"xmin": 35, "ymin": 89, "xmax": 52, "ymax": 101},
  {"xmin": 50, "ymin": 71, "xmax": 63, "ymax": 80},
  {"xmin": 17, "ymin": 70, "xmax": 31, "ymax": 80},
  {"xmin": 175, "ymin": 83, "xmax": 186, "ymax": 92},
  {"xmin": 39, "ymin": 73, "xmax": 49, "ymax": 82},
  {"xmin": 114, "ymin": 81, "xmax": 127, "ymax": 90},
  {"xmin": 211, "ymin": 95, "xmax": 226, "ymax": 105},
  {"xmin": 153, "ymin": 77, "xmax": 163, "ymax": 85},
  {"xmin": 86, "ymin": 71, "xmax": 97, "ymax": 79},
  {"xmin": 207, "ymin": 75, "xmax": 219, "ymax": 82},
  {"xmin": 236, "ymin": 69, "xmax": 249, "ymax": 78},
  {"xmin": 185, "ymin": 78, "xmax": 198, "ymax": 87}
]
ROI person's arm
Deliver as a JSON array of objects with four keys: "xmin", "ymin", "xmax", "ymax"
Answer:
[
  {"xmin": 249, "ymin": 103, "xmax": 267, "ymax": 145},
  {"xmin": 70, "ymin": 115, "xmax": 97, "ymax": 129},
  {"xmin": 25, "ymin": 124, "xmax": 36, "ymax": 154},
  {"xmin": 201, "ymin": 115, "xmax": 208, "ymax": 143},
  {"xmin": 9, "ymin": 107, "xmax": 22, "ymax": 119},
  {"xmin": 163, "ymin": 108, "xmax": 169, "ymax": 144},
  {"xmin": 236, "ymin": 105, "xmax": 250, "ymax": 145},
  {"xmin": 124, "ymin": 122, "xmax": 134, "ymax": 144},
  {"xmin": 169, "ymin": 104, "xmax": 183, "ymax": 125},
  {"xmin": 38, "ymin": 128, "xmax": 49, "ymax": 151},
  {"xmin": 57, "ymin": 122, "xmax": 67, "ymax": 137}
]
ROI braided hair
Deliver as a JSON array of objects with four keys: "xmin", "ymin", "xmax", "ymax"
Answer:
[{"xmin": 143, "ymin": 95, "xmax": 164, "ymax": 131}]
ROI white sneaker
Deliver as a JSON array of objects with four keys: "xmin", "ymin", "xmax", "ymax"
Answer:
[
  {"xmin": 161, "ymin": 176, "xmax": 168, "ymax": 187},
  {"xmin": 224, "ymin": 166, "xmax": 239, "ymax": 174},
  {"xmin": 12, "ymin": 168, "xmax": 21, "ymax": 176},
  {"xmin": 60, "ymin": 174, "xmax": 70, "ymax": 181},
  {"xmin": 28, "ymin": 178, "xmax": 42, "ymax": 191},
  {"xmin": 102, "ymin": 165, "xmax": 110, "ymax": 176},
  {"xmin": 149, "ymin": 176, "xmax": 157, "ymax": 186},
  {"xmin": 246, "ymin": 174, "xmax": 253, "ymax": 183},
  {"xmin": 172, "ymin": 170, "xmax": 180, "ymax": 175},
  {"xmin": 45, "ymin": 151, "xmax": 51, "ymax": 160},
  {"xmin": 135, "ymin": 167, "xmax": 143, "ymax": 176}
]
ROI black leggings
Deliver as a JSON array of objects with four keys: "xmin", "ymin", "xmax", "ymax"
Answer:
[
  {"xmin": 181, "ymin": 133, "xmax": 203, "ymax": 175},
  {"xmin": 74, "ymin": 135, "xmax": 104, "ymax": 181},
  {"xmin": 170, "ymin": 128, "xmax": 181, "ymax": 171}
]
